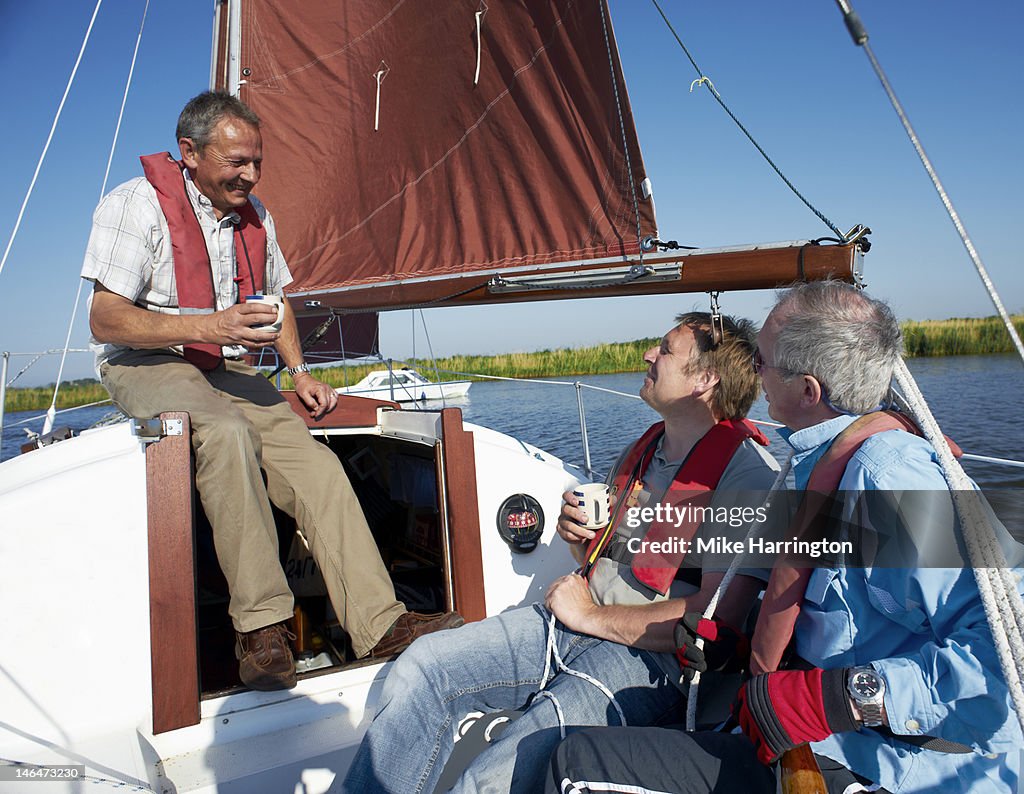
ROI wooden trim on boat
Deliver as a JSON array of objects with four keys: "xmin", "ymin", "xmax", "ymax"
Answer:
[
  {"xmin": 438, "ymin": 409, "xmax": 487, "ymax": 622},
  {"xmin": 287, "ymin": 242, "xmax": 860, "ymax": 311},
  {"xmin": 282, "ymin": 392, "xmax": 399, "ymax": 428},
  {"xmin": 146, "ymin": 412, "xmax": 200, "ymax": 735}
]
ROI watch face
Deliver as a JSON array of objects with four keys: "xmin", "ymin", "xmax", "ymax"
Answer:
[{"xmin": 850, "ymin": 670, "xmax": 881, "ymax": 698}]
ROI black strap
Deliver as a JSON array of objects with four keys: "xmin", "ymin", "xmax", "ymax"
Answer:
[
  {"xmin": 873, "ymin": 726, "xmax": 973, "ymax": 754},
  {"xmin": 603, "ymin": 537, "xmax": 634, "ymax": 565}
]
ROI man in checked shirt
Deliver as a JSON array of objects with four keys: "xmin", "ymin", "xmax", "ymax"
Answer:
[{"xmin": 81, "ymin": 91, "xmax": 461, "ymax": 692}]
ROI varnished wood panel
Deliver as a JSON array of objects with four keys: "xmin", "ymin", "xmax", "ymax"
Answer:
[
  {"xmin": 439, "ymin": 409, "xmax": 487, "ymax": 622},
  {"xmin": 282, "ymin": 392, "xmax": 398, "ymax": 429},
  {"xmin": 146, "ymin": 412, "xmax": 200, "ymax": 734}
]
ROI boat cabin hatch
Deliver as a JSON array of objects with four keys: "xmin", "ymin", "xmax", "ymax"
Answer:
[{"xmin": 146, "ymin": 394, "xmax": 489, "ymax": 734}]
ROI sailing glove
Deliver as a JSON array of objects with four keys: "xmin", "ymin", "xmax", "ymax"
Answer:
[
  {"xmin": 673, "ymin": 613, "xmax": 749, "ymax": 682},
  {"xmin": 733, "ymin": 667, "xmax": 858, "ymax": 765}
]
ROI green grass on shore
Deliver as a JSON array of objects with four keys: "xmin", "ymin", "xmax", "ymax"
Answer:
[
  {"xmin": 901, "ymin": 315, "xmax": 1024, "ymax": 358},
  {"xmin": 5, "ymin": 315, "xmax": 1021, "ymax": 413}
]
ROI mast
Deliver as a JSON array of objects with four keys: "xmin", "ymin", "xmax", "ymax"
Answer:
[{"xmin": 226, "ymin": 0, "xmax": 242, "ymax": 96}]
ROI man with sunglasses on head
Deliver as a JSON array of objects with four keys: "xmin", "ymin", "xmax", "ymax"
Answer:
[
  {"xmin": 545, "ymin": 281, "xmax": 1023, "ymax": 794},
  {"xmin": 343, "ymin": 311, "xmax": 779, "ymax": 793}
]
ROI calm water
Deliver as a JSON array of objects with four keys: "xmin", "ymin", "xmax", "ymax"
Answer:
[
  {"xmin": 456, "ymin": 354, "xmax": 1024, "ymax": 488},
  {"xmin": 2, "ymin": 355, "xmax": 1022, "ymax": 488}
]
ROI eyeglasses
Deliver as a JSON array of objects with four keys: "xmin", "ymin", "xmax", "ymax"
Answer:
[{"xmin": 751, "ymin": 348, "xmax": 793, "ymax": 375}]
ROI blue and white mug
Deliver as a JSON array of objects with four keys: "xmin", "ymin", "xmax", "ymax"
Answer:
[{"xmin": 573, "ymin": 483, "xmax": 610, "ymax": 529}]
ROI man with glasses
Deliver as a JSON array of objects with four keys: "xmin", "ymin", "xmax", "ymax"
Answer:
[
  {"xmin": 343, "ymin": 311, "xmax": 779, "ymax": 793},
  {"xmin": 544, "ymin": 281, "xmax": 1023, "ymax": 793}
]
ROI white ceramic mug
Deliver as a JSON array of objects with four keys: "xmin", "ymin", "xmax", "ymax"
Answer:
[
  {"xmin": 245, "ymin": 294, "xmax": 285, "ymax": 333},
  {"xmin": 573, "ymin": 483, "xmax": 610, "ymax": 529}
]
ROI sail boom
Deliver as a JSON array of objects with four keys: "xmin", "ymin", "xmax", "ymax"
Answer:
[{"xmin": 288, "ymin": 242, "xmax": 861, "ymax": 314}]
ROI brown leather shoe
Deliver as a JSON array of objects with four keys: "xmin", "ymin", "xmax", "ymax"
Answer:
[
  {"xmin": 369, "ymin": 611, "xmax": 465, "ymax": 659},
  {"xmin": 236, "ymin": 622, "xmax": 297, "ymax": 691}
]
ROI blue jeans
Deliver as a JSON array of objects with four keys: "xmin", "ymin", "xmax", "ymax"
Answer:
[{"xmin": 342, "ymin": 604, "xmax": 685, "ymax": 793}]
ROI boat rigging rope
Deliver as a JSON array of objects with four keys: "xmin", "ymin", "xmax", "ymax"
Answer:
[
  {"xmin": 538, "ymin": 611, "xmax": 627, "ymax": 739},
  {"xmin": 417, "ymin": 309, "xmax": 448, "ymax": 408},
  {"xmin": 598, "ymin": 0, "xmax": 644, "ymax": 264},
  {"xmin": 0, "ymin": 0, "xmax": 103, "ymax": 282},
  {"xmin": 686, "ymin": 365, "xmax": 1024, "ymax": 737},
  {"xmin": 44, "ymin": 0, "xmax": 152, "ymax": 435},
  {"xmin": 891, "ymin": 359, "xmax": 1024, "ymax": 734},
  {"xmin": 647, "ymin": 0, "xmax": 846, "ymax": 241},
  {"xmin": 832, "ymin": 0, "xmax": 1024, "ymax": 366}
]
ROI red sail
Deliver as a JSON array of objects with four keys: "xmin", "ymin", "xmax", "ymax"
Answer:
[{"xmin": 227, "ymin": 0, "xmax": 657, "ymax": 309}]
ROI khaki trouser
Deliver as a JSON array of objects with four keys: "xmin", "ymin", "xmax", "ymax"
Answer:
[{"xmin": 102, "ymin": 351, "xmax": 405, "ymax": 657}]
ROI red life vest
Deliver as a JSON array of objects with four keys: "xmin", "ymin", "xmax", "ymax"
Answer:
[
  {"xmin": 140, "ymin": 152, "xmax": 267, "ymax": 370},
  {"xmin": 584, "ymin": 419, "xmax": 770, "ymax": 596},
  {"xmin": 749, "ymin": 410, "xmax": 963, "ymax": 676}
]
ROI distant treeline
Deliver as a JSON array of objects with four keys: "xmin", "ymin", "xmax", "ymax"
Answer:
[{"xmin": 5, "ymin": 315, "xmax": 1022, "ymax": 413}]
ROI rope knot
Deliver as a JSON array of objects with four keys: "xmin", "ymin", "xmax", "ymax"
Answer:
[{"xmin": 689, "ymin": 75, "xmax": 717, "ymax": 94}]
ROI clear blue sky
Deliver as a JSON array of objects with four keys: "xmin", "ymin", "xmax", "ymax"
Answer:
[{"xmin": 2, "ymin": 0, "xmax": 1021, "ymax": 386}]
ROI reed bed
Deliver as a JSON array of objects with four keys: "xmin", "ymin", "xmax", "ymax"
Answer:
[
  {"xmin": 6, "ymin": 316, "xmax": 1021, "ymax": 412},
  {"xmin": 901, "ymin": 316, "xmax": 1024, "ymax": 358},
  {"xmin": 3, "ymin": 381, "xmax": 109, "ymax": 413}
]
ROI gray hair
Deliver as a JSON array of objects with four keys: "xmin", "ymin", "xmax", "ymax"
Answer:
[
  {"xmin": 771, "ymin": 281, "xmax": 903, "ymax": 414},
  {"xmin": 176, "ymin": 91, "xmax": 260, "ymax": 151}
]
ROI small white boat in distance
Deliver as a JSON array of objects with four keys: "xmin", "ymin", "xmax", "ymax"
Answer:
[{"xmin": 338, "ymin": 368, "xmax": 472, "ymax": 402}]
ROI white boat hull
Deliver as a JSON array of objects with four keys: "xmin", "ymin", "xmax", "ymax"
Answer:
[{"xmin": 0, "ymin": 405, "xmax": 578, "ymax": 792}]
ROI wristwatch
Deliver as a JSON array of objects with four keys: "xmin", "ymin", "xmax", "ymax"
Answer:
[
  {"xmin": 286, "ymin": 363, "xmax": 310, "ymax": 377},
  {"xmin": 846, "ymin": 666, "xmax": 886, "ymax": 727}
]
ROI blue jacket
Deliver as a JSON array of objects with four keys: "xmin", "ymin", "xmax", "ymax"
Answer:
[{"xmin": 780, "ymin": 415, "xmax": 1024, "ymax": 793}]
